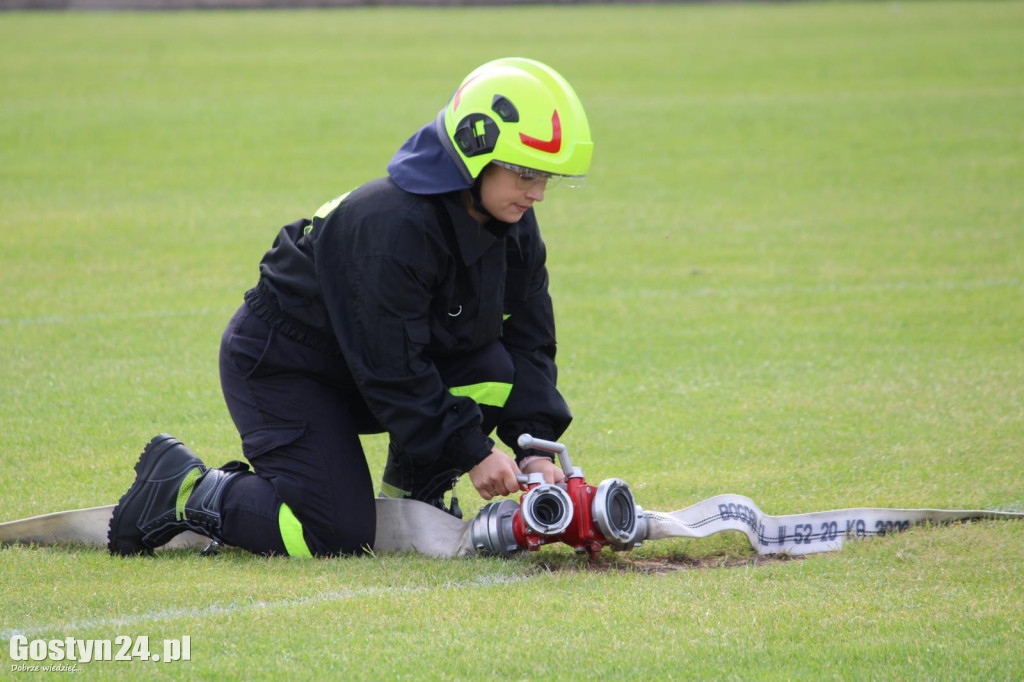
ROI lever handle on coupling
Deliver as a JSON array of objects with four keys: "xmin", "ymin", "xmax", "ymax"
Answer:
[
  {"xmin": 517, "ymin": 434, "xmax": 578, "ymax": 478},
  {"xmin": 515, "ymin": 473, "xmax": 545, "ymax": 486}
]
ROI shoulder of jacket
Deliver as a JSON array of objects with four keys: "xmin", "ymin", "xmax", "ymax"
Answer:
[{"xmin": 341, "ymin": 178, "xmax": 442, "ymax": 226}]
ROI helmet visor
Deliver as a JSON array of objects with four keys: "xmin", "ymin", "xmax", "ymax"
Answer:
[{"xmin": 491, "ymin": 160, "xmax": 587, "ymax": 190}]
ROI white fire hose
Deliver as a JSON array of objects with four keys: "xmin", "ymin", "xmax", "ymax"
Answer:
[{"xmin": 2, "ymin": 436, "xmax": 1020, "ymax": 558}]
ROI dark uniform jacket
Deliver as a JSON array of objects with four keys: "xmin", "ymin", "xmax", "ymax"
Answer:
[{"xmin": 244, "ymin": 177, "xmax": 571, "ymax": 473}]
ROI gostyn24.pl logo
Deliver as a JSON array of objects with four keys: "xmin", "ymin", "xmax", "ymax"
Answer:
[{"xmin": 9, "ymin": 635, "xmax": 191, "ymax": 668}]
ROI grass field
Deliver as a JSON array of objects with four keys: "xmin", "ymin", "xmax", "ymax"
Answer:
[{"xmin": 2, "ymin": 1, "xmax": 1023, "ymax": 679}]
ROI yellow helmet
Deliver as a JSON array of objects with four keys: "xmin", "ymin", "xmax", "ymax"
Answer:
[{"xmin": 442, "ymin": 58, "xmax": 593, "ymax": 183}]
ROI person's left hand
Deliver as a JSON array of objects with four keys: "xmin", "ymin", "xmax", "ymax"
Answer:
[{"xmin": 521, "ymin": 457, "xmax": 565, "ymax": 484}]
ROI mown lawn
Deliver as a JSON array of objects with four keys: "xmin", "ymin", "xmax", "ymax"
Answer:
[{"xmin": 1, "ymin": 2, "xmax": 1022, "ymax": 679}]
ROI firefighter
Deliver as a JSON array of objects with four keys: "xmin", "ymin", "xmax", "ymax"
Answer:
[{"xmin": 108, "ymin": 57, "xmax": 593, "ymax": 557}]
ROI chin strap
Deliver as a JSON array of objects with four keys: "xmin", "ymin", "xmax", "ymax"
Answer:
[{"xmin": 468, "ymin": 180, "xmax": 495, "ymax": 222}]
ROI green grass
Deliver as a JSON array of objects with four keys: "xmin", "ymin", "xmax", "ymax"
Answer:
[{"xmin": 2, "ymin": 2, "xmax": 1022, "ymax": 679}]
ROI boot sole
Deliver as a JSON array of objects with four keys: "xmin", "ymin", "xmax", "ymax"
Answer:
[{"xmin": 107, "ymin": 434, "xmax": 181, "ymax": 557}]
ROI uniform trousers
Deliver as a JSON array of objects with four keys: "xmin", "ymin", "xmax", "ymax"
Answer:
[{"xmin": 216, "ymin": 303, "xmax": 512, "ymax": 557}]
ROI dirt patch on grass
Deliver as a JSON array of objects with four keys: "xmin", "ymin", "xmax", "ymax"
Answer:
[
  {"xmin": 621, "ymin": 553, "xmax": 802, "ymax": 575},
  {"xmin": 526, "ymin": 551, "xmax": 804, "ymax": 575}
]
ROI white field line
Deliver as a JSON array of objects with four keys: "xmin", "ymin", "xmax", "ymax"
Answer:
[{"xmin": 1, "ymin": 572, "xmax": 528, "ymax": 639}]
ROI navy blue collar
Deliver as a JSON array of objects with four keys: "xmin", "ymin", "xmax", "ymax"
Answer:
[{"xmin": 387, "ymin": 111, "xmax": 474, "ymax": 195}]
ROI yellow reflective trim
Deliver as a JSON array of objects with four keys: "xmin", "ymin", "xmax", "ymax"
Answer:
[
  {"xmin": 175, "ymin": 468, "xmax": 201, "ymax": 521},
  {"xmin": 449, "ymin": 381, "xmax": 512, "ymax": 408},
  {"xmin": 379, "ymin": 482, "xmax": 411, "ymax": 499},
  {"xmin": 278, "ymin": 503, "xmax": 313, "ymax": 558},
  {"xmin": 313, "ymin": 192, "xmax": 350, "ymax": 218}
]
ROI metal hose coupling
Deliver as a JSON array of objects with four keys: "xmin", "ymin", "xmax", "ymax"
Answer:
[
  {"xmin": 469, "ymin": 499, "xmax": 520, "ymax": 556},
  {"xmin": 592, "ymin": 478, "xmax": 648, "ymax": 551},
  {"xmin": 469, "ymin": 436, "xmax": 650, "ymax": 557},
  {"xmin": 520, "ymin": 483, "xmax": 574, "ymax": 536}
]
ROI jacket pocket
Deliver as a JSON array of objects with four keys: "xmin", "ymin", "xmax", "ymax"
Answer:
[{"xmin": 227, "ymin": 324, "xmax": 275, "ymax": 380}]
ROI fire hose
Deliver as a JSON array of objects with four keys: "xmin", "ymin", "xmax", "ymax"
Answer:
[
  {"xmin": 466, "ymin": 435, "xmax": 1024, "ymax": 558},
  {"xmin": 1, "ymin": 434, "xmax": 1021, "ymax": 558}
]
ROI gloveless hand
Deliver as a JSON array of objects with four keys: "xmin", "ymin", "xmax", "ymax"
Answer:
[
  {"xmin": 469, "ymin": 448, "xmax": 524, "ymax": 500},
  {"xmin": 521, "ymin": 457, "xmax": 565, "ymax": 484}
]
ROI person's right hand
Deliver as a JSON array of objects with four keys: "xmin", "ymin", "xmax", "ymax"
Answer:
[
  {"xmin": 521, "ymin": 456, "xmax": 566, "ymax": 484},
  {"xmin": 469, "ymin": 448, "xmax": 524, "ymax": 500}
]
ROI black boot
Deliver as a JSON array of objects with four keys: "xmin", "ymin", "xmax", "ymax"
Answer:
[{"xmin": 107, "ymin": 434, "xmax": 250, "ymax": 556}]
